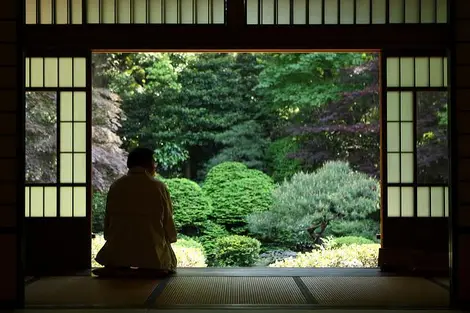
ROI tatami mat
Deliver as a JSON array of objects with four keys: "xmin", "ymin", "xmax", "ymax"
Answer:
[
  {"xmin": 433, "ymin": 277, "xmax": 450, "ymax": 288},
  {"xmin": 300, "ymin": 276, "xmax": 449, "ymax": 307},
  {"xmin": 24, "ymin": 274, "xmax": 451, "ymax": 308},
  {"xmin": 171, "ymin": 267, "xmax": 388, "ymax": 277},
  {"xmin": 25, "ymin": 276, "xmax": 159, "ymax": 306},
  {"xmin": 154, "ymin": 276, "xmax": 308, "ymax": 305}
]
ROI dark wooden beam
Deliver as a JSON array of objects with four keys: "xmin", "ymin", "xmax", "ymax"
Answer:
[
  {"xmin": 227, "ymin": 0, "xmax": 245, "ymax": 29},
  {"xmin": 23, "ymin": 24, "xmax": 451, "ymax": 52}
]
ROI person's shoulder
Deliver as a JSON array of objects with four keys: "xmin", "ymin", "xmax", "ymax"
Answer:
[
  {"xmin": 150, "ymin": 176, "xmax": 167, "ymax": 189},
  {"xmin": 109, "ymin": 175, "xmax": 126, "ymax": 188}
]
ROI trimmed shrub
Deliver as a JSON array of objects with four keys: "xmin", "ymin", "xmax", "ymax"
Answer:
[
  {"xmin": 203, "ymin": 162, "xmax": 252, "ymax": 188},
  {"xmin": 163, "ymin": 178, "xmax": 213, "ymax": 235},
  {"xmin": 197, "ymin": 221, "xmax": 230, "ymax": 266},
  {"xmin": 91, "ymin": 233, "xmax": 107, "ymax": 268},
  {"xmin": 266, "ymin": 137, "xmax": 302, "ymax": 183},
  {"xmin": 202, "ymin": 162, "xmax": 275, "ymax": 232},
  {"xmin": 92, "ymin": 192, "xmax": 107, "ymax": 233},
  {"xmin": 269, "ymin": 244, "xmax": 380, "ymax": 268},
  {"xmin": 213, "ymin": 235, "xmax": 261, "ymax": 267},
  {"xmin": 172, "ymin": 238, "xmax": 207, "ymax": 267},
  {"xmin": 91, "ymin": 234, "xmax": 207, "ymax": 268},
  {"xmin": 247, "ymin": 161, "xmax": 380, "ymax": 249}
]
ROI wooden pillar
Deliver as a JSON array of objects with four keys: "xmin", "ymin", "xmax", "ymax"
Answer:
[
  {"xmin": 451, "ymin": 0, "xmax": 470, "ymax": 309},
  {"xmin": 0, "ymin": 0, "xmax": 22, "ymax": 309}
]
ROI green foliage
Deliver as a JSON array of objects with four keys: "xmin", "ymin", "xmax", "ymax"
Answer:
[
  {"xmin": 213, "ymin": 235, "xmax": 261, "ymax": 267},
  {"xmin": 93, "ymin": 233, "xmax": 207, "ymax": 268},
  {"xmin": 437, "ymin": 104, "xmax": 448, "ymax": 127},
  {"xmin": 162, "ymin": 178, "xmax": 212, "ymax": 235},
  {"xmin": 119, "ymin": 91, "xmax": 182, "ymax": 152},
  {"xmin": 174, "ymin": 237, "xmax": 205, "ymax": 250},
  {"xmin": 256, "ymin": 53, "xmax": 381, "ymax": 178},
  {"xmin": 173, "ymin": 236, "xmax": 207, "ymax": 266},
  {"xmin": 203, "ymin": 162, "xmax": 251, "ymax": 186},
  {"xmin": 269, "ymin": 244, "xmax": 379, "ymax": 268},
  {"xmin": 154, "ymin": 143, "xmax": 189, "ymax": 172},
  {"xmin": 256, "ymin": 53, "xmax": 368, "ymax": 117},
  {"xmin": 204, "ymin": 120, "xmax": 268, "ymax": 174},
  {"xmin": 108, "ymin": 53, "xmax": 188, "ymax": 175},
  {"xmin": 203, "ymin": 162, "xmax": 275, "ymax": 231},
  {"xmin": 331, "ymin": 236, "xmax": 375, "ymax": 246},
  {"xmin": 197, "ymin": 221, "xmax": 230, "ymax": 266},
  {"xmin": 102, "ymin": 52, "xmax": 275, "ymax": 180},
  {"xmin": 196, "ymin": 54, "xmax": 270, "ymax": 176},
  {"xmin": 168, "ymin": 53, "xmax": 268, "ymax": 176},
  {"xmin": 325, "ymin": 220, "xmax": 379, "ymax": 242},
  {"xmin": 266, "ymin": 137, "xmax": 302, "ymax": 183},
  {"xmin": 172, "ymin": 242, "xmax": 207, "ymax": 267},
  {"xmin": 94, "ymin": 53, "xmax": 181, "ymax": 96},
  {"xmin": 92, "ymin": 192, "xmax": 107, "ymax": 233},
  {"xmin": 247, "ymin": 161, "xmax": 380, "ymax": 249}
]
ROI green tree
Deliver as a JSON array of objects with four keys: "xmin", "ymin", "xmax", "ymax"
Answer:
[
  {"xmin": 203, "ymin": 120, "xmax": 268, "ymax": 174},
  {"xmin": 256, "ymin": 53, "xmax": 367, "ymax": 118},
  {"xmin": 265, "ymin": 137, "xmax": 302, "ymax": 183},
  {"xmin": 172, "ymin": 53, "xmax": 269, "ymax": 179},
  {"xmin": 98, "ymin": 53, "xmax": 273, "ymax": 179},
  {"xmin": 247, "ymin": 161, "xmax": 380, "ymax": 250},
  {"xmin": 94, "ymin": 53, "xmax": 191, "ymax": 176},
  {"xmin": 256, "ymin": 53, "xmax": 380, "ymax": 177}
]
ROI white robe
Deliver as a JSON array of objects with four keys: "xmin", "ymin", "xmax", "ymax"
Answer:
[{"xmin": 95, "ymin": 167, "xmax": 177, "ymax": 270}]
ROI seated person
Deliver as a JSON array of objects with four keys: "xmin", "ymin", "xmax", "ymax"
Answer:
[{"xmin": 93, "ymin": 147, "xmax": 177, "ymax": 278}]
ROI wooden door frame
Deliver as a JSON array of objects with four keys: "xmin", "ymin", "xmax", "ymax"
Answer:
[{"xmin": 18, "ymin": 0, "xmax": 457, "ymax": 307}]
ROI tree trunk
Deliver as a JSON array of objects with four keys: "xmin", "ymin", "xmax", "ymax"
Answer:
[{"xmin": 184, "ymin": 161, "xmax": 191, "ymax": 178}]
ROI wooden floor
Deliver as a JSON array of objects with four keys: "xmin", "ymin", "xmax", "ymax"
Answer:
[{"xmin": 24, "ymin": 268, "xmax": 450, "ymax": 309}]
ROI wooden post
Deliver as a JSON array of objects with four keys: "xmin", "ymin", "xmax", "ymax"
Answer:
[
  {"xmin": 451, "ymin": 0, "xmax": 470, "ymax": 308},
  {"xmin": 0, "ymin": 0, "xmax": 23, "ymax": 309}
]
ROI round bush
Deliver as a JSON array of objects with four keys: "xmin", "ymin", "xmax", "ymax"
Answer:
[
  {"xmin": 213, "ymin": 235, "xmax": 261, "ymax": 267},
  {"xmin": 203, "ymin": 162, "xmax": 253, "ymax": 188},
  {"xmin": 163, "ymin": 178, "xmax": 213, "ymax": 235},
  {"xmin": 202, "ymin": 162, "xmax": 275, "ymax": 231}
]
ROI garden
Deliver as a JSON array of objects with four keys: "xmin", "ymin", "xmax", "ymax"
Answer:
[
  {"xmin": 25, "ymin": 52, "xmax": 448, "ymax": 268},
  {"xmin": 92, "ymin": 160, "xmax": 381, "ymax": 268}
]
